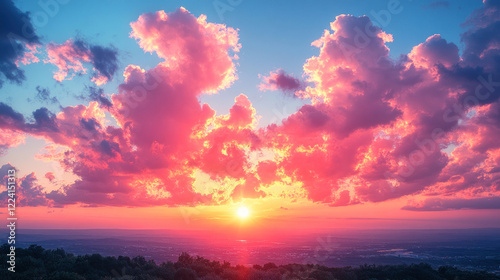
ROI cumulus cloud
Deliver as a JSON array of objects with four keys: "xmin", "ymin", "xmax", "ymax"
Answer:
[
  {"xmin": 408, "ymin": 34, "xmax": 460, "ymax": 69},
  {"xmin": 260, "ymin": 1, "xmax": 500, "ymax": 207},
  {"xmin": 2, "ymin": 3, "xmax": 500, "ymax": 210},
  {"xmin": 0, "ymin": 8, "xmax": 249, "ymax": 207},
  {"xmin": 129, "ymin": 7, "xmax": 240, "ymax": 93}
]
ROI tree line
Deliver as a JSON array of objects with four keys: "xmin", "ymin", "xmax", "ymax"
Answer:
[{"xmin": 1, "ymin": 244, "xmax": 499, "ymax": 280}]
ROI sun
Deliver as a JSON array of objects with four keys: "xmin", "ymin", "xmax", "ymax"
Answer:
[{"xmin": 237, "ymin": 206, "xmax": 250, "ymax": 218}]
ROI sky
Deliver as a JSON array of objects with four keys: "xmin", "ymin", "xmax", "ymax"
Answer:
[{"xmin": 1, "ymin": 0, "xmax": 500, "ymax": 234}]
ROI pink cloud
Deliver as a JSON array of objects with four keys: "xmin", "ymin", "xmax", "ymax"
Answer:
[
  {"xmin": 2, "ymin": 3, "xmax": 500, "ymax": 210},
  {"xmin": 40, "ymin": 8, "xmax": 246, "ymax": 207},
  {"xmin": 219, "ymin": 94, "xmax": 256, "ymax": 129},
  {"xmin": 44, "ymin": 39, "xmax": 118, "ymax": 85},
  {"xmin": 45, "ymin": 40, "xmax": 91, "ymax": 82},
  {"xmin": 45, "ymin": 172, "xmax": 55, "ymax": 182},
  {"xmin": 260, "ymin": 2, "xmax": 500, "ymax": 207},
  {"xmin": 195, "ymin": 97, "xmax": 261, "ymax": 182},
  {"xmin": 15, "ymin": 43, "xmax": 40, "ymax": 66},
  {"xmin": 231, "ymin": 175, "xmax": 266, "ymax": 201},
  {"xmin": 0, "ymin": 128, "xmax": 25, "ymax": 155},
  {"xmin": 129, "ymin": 7, "xmax": 240, "ymax": 93},
  {"xmin": 0, "ymin": 166, "xmax": 51, "ymax": 207},
  {"xmin": 256, "ymin": 161, "xmax": 279, "ymax": 185},
  {"xmin": 408, "ymin": 34, "xmax": 460, "ymax": 69}
]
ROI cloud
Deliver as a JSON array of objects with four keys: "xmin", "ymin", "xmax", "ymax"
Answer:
[
  {"xmin": 257, "ymin": 160, "xmax": 279, "ymax": 185},
  {"xmin": 0, "ymin": 0, "xmax": 40, "ymax": 88},
  {"xmin": 44, "ymin": 39, "xmax": 118, "ymax": 85},
  {"xmin": 88, "ymin": 44, "xmax": 119, "ymax": 82},
  {"xmin": 86, "ymin": 86, "xmax": 112, "ymax": 108},
  {"xmin": 34, "ymin": 86, "xmax": 59, "ymax": 104},
  {"xmin": 2, "ymin": 3, "xmax": 500, "ymax": 210},
  {"xmin": 403, "ymin": 197, "xmax": 500, "ymax": 211},
  {"xmin": 45, "ymin": 172, "xmax": 55, "ymax": 182},
  {"xmin": 259, "ymin": 69, "xmax": 305, "ymax": 96},
  {"xmin": 0, "ymin": 102, "xmax": 25, "ymax": 125},
  {"xmin": 129, "ymin": 7, "xmax": 240, "ymax": 93},
  {"xmin": 0, "ymin": 128, "xmax": 24, "ymax": 156},
  {"xmin": 22, "ymin": 8, "xmax": 246, "ymax": 207},
  {"xmin": 408, "ymin": 34, "xmax": 460, "ymax": 68},
  {"xmin": 0, "ymin": 103, "xmax": 26, "ymax": 154},
  {"xmin": 0, "ymin": 164, "xmax": 51, "ymax": 207},
  {"xmin": 231, "ymin": 175, "xmax": 266, "ymax": 200},
  {"xmin": 30, "ymin": 107, "xmax": 59, "ymax": 132},
  {"xmin": 219, "ymin": 94, "xmax": 256, "ymax": 129},
  {"xmin": 261, "ymin": 2, "xmax": 500, "ymax": 206}
]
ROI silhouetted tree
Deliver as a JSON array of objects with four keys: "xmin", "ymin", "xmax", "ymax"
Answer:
[
  {"xmin": 1, "ymin": 244, "xmax": 499, "ymax": 280},
  {"xmin": 175, "ymin": 267, "xmax": 197, "ymax": 280},
  {"xmin": 263, "ymin": 262, "xmax": 278, "ymax": 270}
]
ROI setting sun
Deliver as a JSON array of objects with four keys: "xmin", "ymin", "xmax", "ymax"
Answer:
[{"xmin": 237, "ymin": 206, "xmax": 250, "ymax": 218}]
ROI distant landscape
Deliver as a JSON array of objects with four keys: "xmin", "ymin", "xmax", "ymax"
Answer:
[
  {"xmin": 2, "ymin": 242, "xmax": 500, "ymax": 280},
  {"xmin": 1, "ymin": 228, "xmax": 499, "ymax": 279}
]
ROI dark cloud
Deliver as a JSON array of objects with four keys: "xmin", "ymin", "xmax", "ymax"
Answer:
[
  {"xmin": 462, "ymin": 0, "xmax": 500, "ymax": 29},
  {"xmin": 0, "ymin": 163, "xmax": 16, "ymax": 180},
  {"xmin": 403, "ymin": 197, "xmax": 500, "ymax": 211},
  {"xmin": 35, "ymin": 86, "xmax": 59, "ymax": 104},
  {"xmin": 30, "ymin": 107, "xmax": 59, "ymax": 132},
  {"xmin": 0, "ymin": 0, "xmax": 40, "ymax": 87},
  {"xmin": 0, "ymin": 102, "xmax": 60, "ymax": 133},
  {"xmin": 0, "ymin": 101, "xmax": 25, "ymax": 126},
  {"xmin": 80, "ymin": 118, "xmax": 101, "ymax": 132},
  {"xmin": 89, "ymin": 45, "xmax": 119, "ymax": 80},
  {"xmin": 259, "ymin": 69, "xmax": 305, "ymax": 96},
  {"xmin": 88, "ymin": 86, "xmax": 112, "ymax": 108},
  {"xmin": 99, "ymin": 139, "xmax": 120, "ymax": 157}
]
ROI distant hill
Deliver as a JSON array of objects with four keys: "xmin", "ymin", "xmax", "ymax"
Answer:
[{"xmin": 1, "ymin": 244, "xmax": 499, "ymax": 280}]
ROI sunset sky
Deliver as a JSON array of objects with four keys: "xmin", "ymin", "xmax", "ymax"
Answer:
[{"xmin": 1, "ymin": 0, "xmax": 500, "ymax": 233}]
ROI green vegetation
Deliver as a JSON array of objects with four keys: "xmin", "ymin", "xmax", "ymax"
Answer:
[{"xmin": 1, "ymin": 244, "xmax": 499, "ymax": 280}]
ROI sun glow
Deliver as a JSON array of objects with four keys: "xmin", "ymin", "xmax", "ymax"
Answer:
[{"xmin": 237, "ymin": 206, "xmax": 250, "ymax": 218}]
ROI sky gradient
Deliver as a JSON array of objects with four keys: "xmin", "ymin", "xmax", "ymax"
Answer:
[{"xmin": 1, "ymin": 0, "xmax": 500, "ymax": 232}]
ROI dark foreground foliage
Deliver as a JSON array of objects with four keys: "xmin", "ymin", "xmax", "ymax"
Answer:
[{"xmin": 1, "ymin": 244, "xmax": 499, "ymax": 280}]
